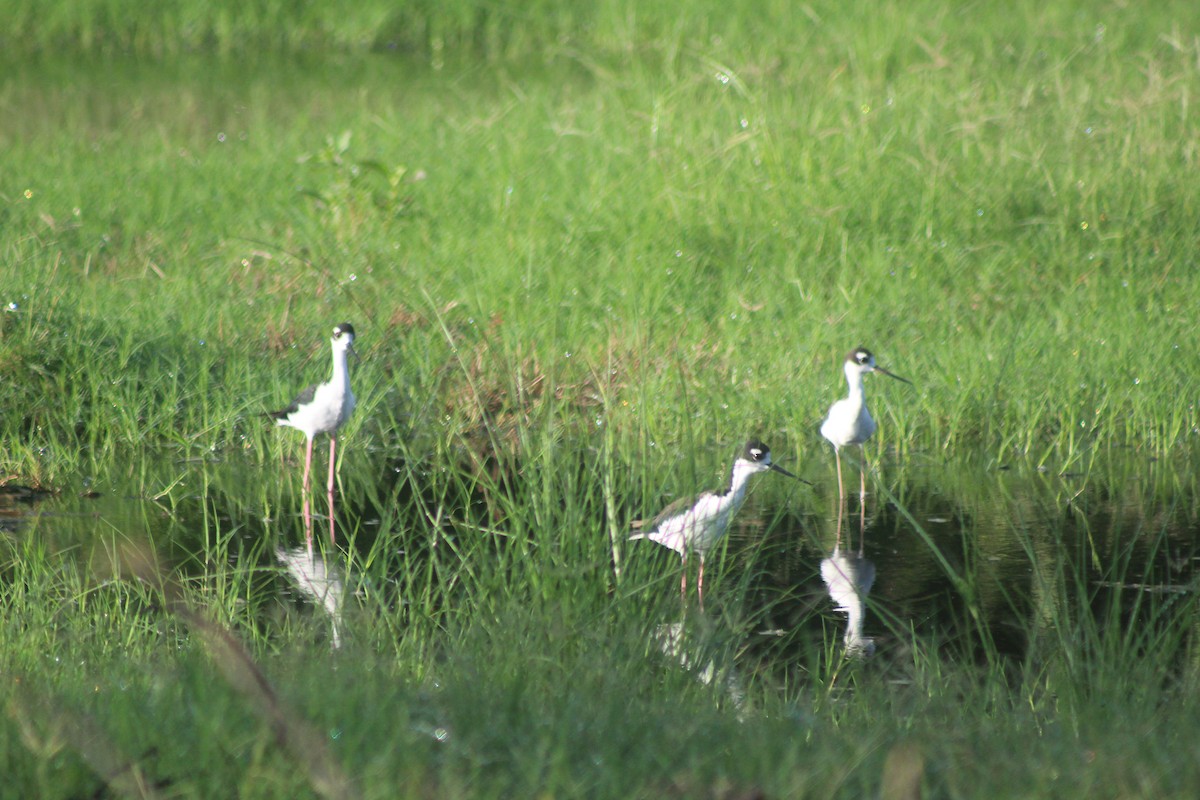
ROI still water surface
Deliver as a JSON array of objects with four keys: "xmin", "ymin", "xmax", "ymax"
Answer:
[{"xmin": 8, "ymin": 449, "xmax": 1197, "ymax": 667}]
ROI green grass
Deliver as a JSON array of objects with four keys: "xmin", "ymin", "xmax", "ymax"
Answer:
[{"xmin": 3, "ymin": 1, "xmax": 1200, "ymax": 797}]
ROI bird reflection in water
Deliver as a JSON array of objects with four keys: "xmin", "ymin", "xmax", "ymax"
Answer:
[
  {"xmin": 276, "ymin": 547, "xmax": 346, "ymax": 649},
  {"xmin": 820, "ymin": 505, "xmax": 877, "ymax": 657},
  {"xmin": 653, "ymin": 620, "xmax": 747, "ymax": 716}
]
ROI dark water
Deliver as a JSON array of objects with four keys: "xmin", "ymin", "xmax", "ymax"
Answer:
[
  {"xmin": 739, "ymin": 453, "xmax": 1200, "ymax": 666},
  {"xmin": 8, "ymin": 450, "xmax": 1199, "ymax": 666}
]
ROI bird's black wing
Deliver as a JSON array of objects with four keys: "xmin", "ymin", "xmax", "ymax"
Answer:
[
  {"xmin": 267, "ymin": 383, "xmax": 318, "ymax": 420},
  {"xmin": 629, "ymin": 491, "xmax": 706, "ymax": 535}
]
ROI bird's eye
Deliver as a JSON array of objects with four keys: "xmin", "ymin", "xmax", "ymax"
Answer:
[{"xmin": 750, "ymin": 448, "xmax": 763, "ymax": 459}]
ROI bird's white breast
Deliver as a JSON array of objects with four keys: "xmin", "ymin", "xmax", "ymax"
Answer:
[
  {"xmin": 299, "ymin": 381, "xmax": 355, "ymax": 436},
  {"xmin": 821, "ymin": 398, "xmax": 875, "ymax": 448},
  {"xmin": 649, "ymin": 490, "xmax": 741, "ymax": 555}
]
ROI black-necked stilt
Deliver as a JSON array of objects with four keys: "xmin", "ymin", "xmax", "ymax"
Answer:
[
  {"xmin": 630, "ymin": 439, "xmax": 797, "ymax": 607},
  {"xmin": 819, "ymin": 346, "xmax": 910, "ymax": 507},
  {"xmin": 269, "ymin": 322, "xmax": 358, "ymax": 555}
]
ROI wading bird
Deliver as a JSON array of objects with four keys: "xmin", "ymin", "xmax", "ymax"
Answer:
[
  {"xmin": 630, "ymin": 439, "xmax": 798, "ymax": 608},
  {"xmin": 819, "ymin": 346, "xmax": 910, "ymax": 508},
  {"xmin": 269, "ymin": 322, "xmax": 358, "ymax": 556}
]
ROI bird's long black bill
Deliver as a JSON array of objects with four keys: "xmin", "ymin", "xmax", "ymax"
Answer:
[
  {"xmin": 876, "ymin": 365, "xmax": 911, "ymax": 385},
  {"xmin": 349, "ymin": 344, "xmax": 362, "ymax": 363},
  {"xmin": 769, "ymin": 462, "xmax": 812, "ymax": 485}
]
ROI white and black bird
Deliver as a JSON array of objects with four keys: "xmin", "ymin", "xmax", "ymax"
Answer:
[
  {"xmin": 269, "ymin": 322, "xmax": 358, "ymax": 555},
  {"xmin": 819, "ymin": 346, "xmax": 910, "ymax": 505},
  {"xmin": 630, "ymin": 439, "xmax": 797, "ymax": 607}
]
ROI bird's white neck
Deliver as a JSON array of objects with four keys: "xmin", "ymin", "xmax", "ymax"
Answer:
[
  {"xmin": 724, "ymin": 458, "xmax": 759, "ymax": 508},
  {"xmin": 844, "ymin": 361, "xmax": 867, "ymax": 403},
  {"xmin": 330, "ymin": 344, "xmax": 352, "ymax": 389}
]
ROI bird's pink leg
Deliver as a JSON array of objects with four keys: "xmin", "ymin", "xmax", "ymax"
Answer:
[
  {"xmin": 859, "ymin": 444, "xmax": 869, "ymax": 542},
  {"xmin": 680, "ymin": 553, "xmax": 688, "ymax": 605},
  {"xmin": 834, "ymin": 494, "xmax": 844, "ymax": 551},
  {"xmin": 834, "ymin": 447, "xmax": 846, "ymax": 504},
  {"xmin": 327, "ymin": 434, "xmax": 338, "ymax": 545},
  {"xmin": 697, "ymin": 555, "xmax": 706, "ymax": 612},
  {"xmin": 302, "ymin": 436, "xmax": 315, "ymax": 560}
]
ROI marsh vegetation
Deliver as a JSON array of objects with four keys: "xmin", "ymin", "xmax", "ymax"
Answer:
[{"xmin": 3, "ymin": 2, "xmax": 1200, "ymax": 797}]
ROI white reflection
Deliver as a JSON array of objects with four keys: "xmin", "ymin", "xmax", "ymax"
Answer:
[
  {"xmin": 654, "ymin": 621, "xmax": 747, "ymax": 715},
  {"xmin": 820, "ymin": 546, "xmax": 876, "ymax": 657},
  {"xmin": 277, "ymin": 547, "xmax": 345, "ymax": 649}
]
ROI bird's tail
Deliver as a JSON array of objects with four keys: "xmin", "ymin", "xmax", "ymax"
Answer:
[{"xmin": 628, "ymin": 517, "xmax": 654, "ymax": 540}]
